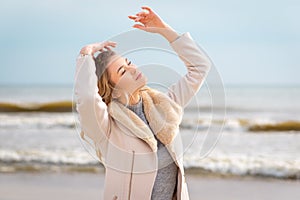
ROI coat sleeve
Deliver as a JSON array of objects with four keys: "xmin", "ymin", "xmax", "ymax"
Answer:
[
  {"xmin": 166, "ymin": 32, "xmax": 212, "ymax": 108},
  {"xmin": 74, "ymin": 54, "xmax": 111, "ymax": 148}
]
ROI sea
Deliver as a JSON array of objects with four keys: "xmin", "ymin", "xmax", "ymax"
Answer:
[{"xmin": 0, "ymin": 84, "xmax": 299, "ymax": 180}]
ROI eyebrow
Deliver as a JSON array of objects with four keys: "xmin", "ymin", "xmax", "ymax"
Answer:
[{"xmin": 117, "ymin": 58, "xmax": 128, "ymax": 74}]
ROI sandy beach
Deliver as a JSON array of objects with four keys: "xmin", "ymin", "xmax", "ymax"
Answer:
[{"xmin": 0, "ymin": 172, "xmax": 299, "ymax": 200}]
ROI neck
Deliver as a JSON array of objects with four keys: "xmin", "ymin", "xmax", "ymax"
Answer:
[{"xmin": 117, "ymin": 90, "xmax": 141, "ymax": 106}]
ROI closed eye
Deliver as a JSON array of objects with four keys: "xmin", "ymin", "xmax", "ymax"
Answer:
[
  {"xmin": 121, "ymin": 60, "xmax": 131, "ymax": 75},
  {"xmin": 121, "ymin": 68, "xmax": 126, "ymax": 75},
  {"xmin": 120, "ymin": 59, "xmax": 132, "ymax": 76}
]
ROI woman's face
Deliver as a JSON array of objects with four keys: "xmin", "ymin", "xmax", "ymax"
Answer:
[{"xmin": 107, "ymin": 55, "xmax": 147, "ymax": 96}]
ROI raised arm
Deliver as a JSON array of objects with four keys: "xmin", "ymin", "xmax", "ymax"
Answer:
[
  {"xmin": 129, "ymin": 6, "xmax": 212, "ymax": 107},
  {"xmin": 166, "ymin": 31, "xmax": 212, "ymax": 107},
  {"xmin": 74, "ymin": 42, "xmax": 116, "ymax": 148}
]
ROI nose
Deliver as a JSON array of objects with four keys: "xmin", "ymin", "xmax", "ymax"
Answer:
[{"xmin": 127, "ymin": 65, "xmax": 137, "ymax": 75}]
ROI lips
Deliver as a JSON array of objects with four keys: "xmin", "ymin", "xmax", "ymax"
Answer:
[{"xmin": 136, "ymin": 72, "xmax": 142, "ymax": 80}]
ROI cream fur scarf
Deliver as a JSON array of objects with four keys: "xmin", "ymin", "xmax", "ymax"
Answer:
[{"xmin": 108, "ymin": 86, "xmax": 183, "ymax": 152}]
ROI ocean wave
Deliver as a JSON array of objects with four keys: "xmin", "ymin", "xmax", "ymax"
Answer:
[
  {"xmin": 184, "ymin": 154, "xmax": 300, "ymax": 180},
  {"xmin": 227, "ymin": 119, "xmax": 300, "ymax": 132},
  {"xmin": 0, "ymin": 101, "xmax": 74, "ymax": 112},
  {"xmin": 180, "ymin": 118, "xmax": 300, "ymax": 132},
  {"xmin": 0, "ymin": 113, "xmax": 77, "ymax": 129},
  {"xmin": 0, "ymin": 149, "xmax": 97, "ymax": 166},
  {"xmin": 0, "ymin": 163, "xmax": 103, "ymax": 173},
  {"xmin": 248, "ymin": 120, "xmax": 300, "ymax": 132},
  {"xmin": 185, "ymin": 105, "xmax": 300, "ymax": 113},
  {"xmin": 1, "ymin": 102, "xmax": 300, "ymax": 132},
  {"xmin": 1, "ymin": 113, "xmax": 298, "ymax": 132},
  {"xmin": 1, "ymin": 100, "xmax": 298, "ymax": 113},
  {"xmin": 1, "ymin": 149, "xmax": 300, "ymax": 180},
  {"xmin": 0, "ymin": 149, "xmax": 103, "ymax": 173}
]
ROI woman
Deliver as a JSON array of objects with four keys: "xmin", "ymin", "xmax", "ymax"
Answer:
[{"xmin": 74, "ymin": 6, "xmax": 212, "ymax": 200}]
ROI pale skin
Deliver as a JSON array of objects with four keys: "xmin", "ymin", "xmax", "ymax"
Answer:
[{"xmin": 80, "ymin": 6, "xmax": 180, "ymax": 105}]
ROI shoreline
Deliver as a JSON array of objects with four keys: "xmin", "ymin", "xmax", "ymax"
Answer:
[
  {"xmin": 2, "ymin": 163, "xmax": 299, "ymax": 182},
  {"xmin": 0, "ymin": 172, "xmax": 299, "ymax": 200}
]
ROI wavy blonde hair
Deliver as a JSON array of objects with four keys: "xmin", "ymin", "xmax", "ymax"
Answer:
[{"xmin": 94, "ymin": 50, "xmax": 116, "ymax": 105}]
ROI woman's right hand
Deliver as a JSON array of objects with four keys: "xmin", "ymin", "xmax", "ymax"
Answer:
[
  {"xmin": 128, "ymin": 6, "xmax": 169, "ymax": 34},
  {"xmin": 80, "ymin": 41, "xmax": 117, "ymax": 56},
  {"xmin": 128, "ymin": 6, "xmax": 179, "ymax": 42}
]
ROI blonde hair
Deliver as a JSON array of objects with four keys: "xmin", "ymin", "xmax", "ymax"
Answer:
[{"xmin": 94, "ymin": 50, "xmax": 116, "ymax": 105}]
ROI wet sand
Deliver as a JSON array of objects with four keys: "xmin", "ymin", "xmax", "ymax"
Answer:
[{"xmin": 0, "ymin": 172, "xmax": 299, "ymax": 200}]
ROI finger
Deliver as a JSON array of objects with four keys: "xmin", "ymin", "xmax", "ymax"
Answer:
[
  {"xmin": 104, "ymin": 42, "xmax": 117, "ymax": 48},
  {"xmin": 104, "ymin": 46, "xmax": 111, "ymax": 51},
  {"xmin": 109, "ymin": 44, "xmax": 117, "ymax": 47},
  {"xmin": 107, "ymin": 40, "xmax": 117, "ymax": 43},
  {"xmin": 80, "ymin": 48, "xmax": 85, "ymax": 54},
  {"xmin": 99, "ymin": 47, "xmax": 104, "ymax": 52},
  {"xmin": 136, "ymin": 12, "xmax": 147, "ymax": 17},
  {"xmin": 132, "ymin": 24, "xmax": 146, "ymax": 31},
  {"xmin": 135, "ymin": 16, "xmax": 148, "ymax": 23},
  {"xmin": 134, "ymin": 17, "xmax": 143, "ymax": 22},
  {"xmin": 105, "ymin": 40, "xmax": 116, "ymax": 44},
  {"xmin": 141, "ymin": 6, "xmax": 152, "ymax": 13},
  {"xmin": 107, "ymin": 41, "xmax": 117, "ymax": 46},
  {"xmin": 82, "ymin": 47, "xmax": 92, "ymax": 54},
  {"xmin": 128, "ymin": 15, "xmax": 137, "ymax": 19}
]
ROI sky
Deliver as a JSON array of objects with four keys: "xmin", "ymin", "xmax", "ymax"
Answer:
[{"xmin": 0, "ymin": 0, "xmax": 299, "ymax": 86}]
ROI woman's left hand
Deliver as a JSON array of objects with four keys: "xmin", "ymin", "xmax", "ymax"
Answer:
[
  {"xmin": 80, "ymin": 41, "xmax": 117, "ymax": 56},
  {"xmin": 128, "ymin": 6, "xmax": 170, "ymax": 34}
]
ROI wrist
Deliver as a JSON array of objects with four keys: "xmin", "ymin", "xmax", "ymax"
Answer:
[
  {"xmin": 90, "ymin": 44, "xmax": 100, "ymax": 54},
  {"xmin": 80, "ymin": 46, "xmax": 93, "ymax": 56},
  {"xmin": 158, "ymin": 25, "xmax": 180, "ymax": 43}
]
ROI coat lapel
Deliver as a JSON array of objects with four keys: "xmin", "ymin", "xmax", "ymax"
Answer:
[
  {"xmin": 108, "ymin": 100, "xmax": 158, "ymax": 152},
  {"xmin": 107, "ymin": 87, "xmax": 183, "ymax": 152},
  {"xmin": 141, "ymin": 87, "xmax": 183, "ymax": 145}
]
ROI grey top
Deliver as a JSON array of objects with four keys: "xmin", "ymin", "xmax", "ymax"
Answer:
[{"xmin": 126, "ymin": 98, "xmax": 178, "ymax": 200}]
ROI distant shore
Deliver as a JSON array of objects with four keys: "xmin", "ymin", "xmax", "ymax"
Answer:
[{"xmin": 0, "ymin": 172, "xmax": 299, "ymax": 200}]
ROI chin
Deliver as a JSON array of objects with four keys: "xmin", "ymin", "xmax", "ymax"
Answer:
[
  {"xmin": 131, "ymin": 77, "xmax": 147, "ymax": 93},
  {"xmin": 142, "ymin": 76, "xmax": 148, "ymax": 85}
]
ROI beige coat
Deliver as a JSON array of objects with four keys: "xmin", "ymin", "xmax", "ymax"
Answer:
[{"xmin": 74, "ymin": 32, "xmax": 211, "ymax": 200}]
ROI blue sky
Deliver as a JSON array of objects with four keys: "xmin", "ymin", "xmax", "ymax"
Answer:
[{"xmin": 0, "ymin": 0, "xmax": 299, "ymax": 86}]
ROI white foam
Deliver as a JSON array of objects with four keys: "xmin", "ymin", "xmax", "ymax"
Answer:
[
  {"xmin": 0, "ymin": 113, "xmax": 75, "ymax": 129},
  {"xmin": 184, "ymin": 153, "xmax": 300, "ymax": 179},
  {"xmin": 0, "ymin": 149, "xmax": 97, "ymax": 165}
]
